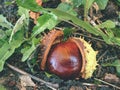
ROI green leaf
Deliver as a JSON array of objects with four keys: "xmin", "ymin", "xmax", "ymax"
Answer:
[
  {"xmin": 45, "ymin": 72, "xmax": 52, "ymax": 78},
  {"xmin": 102, "ymin": 60, "xmax": 120, "ymax": 67},
  {"xmin": 57, "ymin": 2, "xmax": 77, "ymax": 16},
  {"xmin": 32, "ymin": 13, "xmax": 58, "ymax": 37},
  {"xmin": 0, "ymin": 30, "xmax": 25, "ymax": 72},
  {"xmin": 95, "ymin": 0, "xmax": 108, "ymax": 10},
  {"xmin": 48, "ymin": 9, "xmax": 104, "ymax": 36},
  {"xmin": 83, "ymin": 0, "xmax": 95, "ymax": 18},
  {"xmin": 112, "ymin": 28, "xmax": 120, "ymax": 37},
  {"xmin": 57, "ymin": 3, "xmax": 72, "ymax": 11},
  {"xmin": 0, "ymin": 84, "xmax": 6, "ymax": 90},
  {"xmin": 16, "ymin": 0, "xmax": 44, "ymax": 12},
  {"xmin": 70, "ymin": 0, "xmax": 82, "ymax": 7},
  {"xmin": 97, "ymin": 20, "xmax": 115, "ymax": 29},
  {"xmin": 4, "ymin": 1, "xmax": 13, "ymax": 5},
  {"xmin": 118, "ymin": 0, "xmax": 120, "ymax": 2},
  {"xmin": 21, "ymin": 45, "xmax": 36, "ymax": 62},
  {"xmin": 0, "ymin": 30, "xmax": 6, "ymax": 39},
  {"xmin": 17, "ymin": 6, "xmax": 29, "ymax": 25},
  {"xmin": 0, "ymin": 29, "xmax": 12, "ymax": 42},
  {"xmin": 9, "ymin": 14, "xmax": 26, "ymax": 42},
  {"xmin": 102, "ymin": 60, "xmax": 120, "ymax": 76},
  {"xmin": 0, "ymin": 39, "xmax": 6, "ymax": 48},
  {"xmin": 63, "ymin": 28, "xmax": 75, "ymax": 39},
  {"xmin": 0, "ymin": 15, "xmax": 13, "ymax": 29},
  {"xmin": 116, "ymin": 66, "xmax": 120, "ymax": 76},
  {"xmin": 18, "ymin": 6, "xmax": 29, "ymax": 17},
  {"xmin": 83, "ymin": 0, "xmax": 95, "ymax": 10},
  {"xmin": 48, "ymin": 9, "xmax": 119, "ymax": 45},
  {"xmin": 111, "ymin": 37, "xmax": 120, "ymax": 46},
  {"xmin": 21, "ymin": 37, "xmax": 40, "ymax": 62}
]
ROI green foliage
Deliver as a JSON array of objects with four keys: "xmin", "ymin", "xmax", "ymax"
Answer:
[
  {"xmin": 82, "ymin": 0, "xmax": 109, "ymax": 20},
  {"xmin": 63, "ymin": 28, "xmax": 75, "ymax": 39},
  {"xmin": 57, "ymin": 2, "xmax": 77, "ymax": 16},
  {"xmin": 32, "ymin": 13, "xmax": 58, "ymax": 37},
  {"xmin": 83, "ymin": 0, "xmax": 95, "ymax": 11},
  {"xmin": 118, "ymin": 0, "xmax": 120, "ymax": 2},
  {"xmin": 16, "ymin": 0, "xmax": 44, "ymax": 12},
  {"xmin": 0, "ymin": 30, "xmax": 24, "ymax": 71},
  {"xmin": 112, "ymin": 28, "xmax": 120, "ymax": 37},
  {"xmin": 102, "ymin": 60, "xmax": 120, "ymax": 76},
  {"xmin": 0, "ymin": 84, "xmax": 6, "ymax": 90},
  {"xmin": 48, "ymin": 8, "xmax": 103, "ymax": 36},
  {"xmin": 21, "ymin": 38, "xmax": 39, "ymax": 62},
  {"xmin": 9, "ymin": 14, "xmax": 26, "ymax": 42},
  {"xmin": 0, "ymin": 15, "xmax": 13, "ymax": 29},
  {"xmin": 70, "ymin": 0, "xmax": 82, "ymax": 7},
  {"xmin": 95, "ymin": 0, "xmax": 108, "ymax": 10},
  {"xmin": 18, "ymin": 6, "xmax": 29, "ymax": 20},
  {"xmin": 45, "ymin": 72, "xmax": 52, "ymax": 78},
  {"xmin": 116, "ymin": 0, "xmax": 120, "ymax": 5},
  {"xmin": 0, "ymin": 9, "xmax": 28, "ymax": 71},
  {"xmin": 82, "ymin": 0, "xmax": 95, "ymax": 19},
  {"xmin": 96, "ymin": 20, "xmax": 115, "ymax": 29},
  {"xmin": 0, "ymin": 30, "xmax": 7, "ymax": 39}
]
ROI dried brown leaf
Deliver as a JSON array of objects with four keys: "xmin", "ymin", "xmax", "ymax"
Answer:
[
  {"xmin": 104, "ymin": 73, "xmax": 120, "ymax": 84},
  {"xmin": 29, "ymin": 11, "xmax": 40, "ymax": 24},
  {"xmin": 19, "ymin": 75, "xmax": 35, "ymax": 87}
]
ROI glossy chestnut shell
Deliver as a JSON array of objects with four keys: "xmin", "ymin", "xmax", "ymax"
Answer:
[{"xmin": 47, "ymin": 39, "xmax": 82, "ymax": 79}]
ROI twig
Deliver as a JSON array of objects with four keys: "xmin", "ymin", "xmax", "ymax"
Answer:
[
  {"xmin": 97, "ymin": 50, "xmax": 108, "ymax": 62},
  {"xmin": 82, "ymin": 83, "xmax": 108, "ymax": 87},
  {"xmin": 59, "ymin": 18, "xmax": 81, "ymax": 29},
  {"xmin": 6, "ymin": 63, "xmax": 59, "ymax": 90},
  {"xmin": 73, "ymin": 32, "xmax": 104, "ymax": 42},
  {"xmin": 94, "ymin": 78, "xmax": 120, "ymax": 90}
]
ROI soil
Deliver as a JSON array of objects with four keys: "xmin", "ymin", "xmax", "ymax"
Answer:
[{"xmin": 0, "ymin": 0, "xmax": 120, "ymax": 90}]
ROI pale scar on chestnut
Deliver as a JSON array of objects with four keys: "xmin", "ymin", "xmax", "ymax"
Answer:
[{"xmin": 40, "ymin": 29, "xmax": 98, "ymax": 79}]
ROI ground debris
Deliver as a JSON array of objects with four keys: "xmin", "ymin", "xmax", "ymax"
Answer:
[
  {"xmin": 70, "ymin": 86, "xmax": 83, "ymax": 90},
  {"xmin": 104, "ymin": 73, "xmax": 120, "ymax": 85}
]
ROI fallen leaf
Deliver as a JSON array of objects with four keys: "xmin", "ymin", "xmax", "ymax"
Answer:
[
  {"xmin": 29, "ymin": 11, "xmax": 40, "ymax": 24},
  {"xmin": 104, "ymin": 73, "xmax": 120, "ymax": 84},
  {"xmin": 70, "ymin": 86, "xmax": 83, "ymax": 90},
  {"xmin": 19, "ymin": 75, "xmax": 35, "ymax": 87}
]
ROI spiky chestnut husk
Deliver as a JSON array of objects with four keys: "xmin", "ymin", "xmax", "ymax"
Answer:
[{"xmin": 40, "ymin": 29, "xmax": 98, "ymax": 79}]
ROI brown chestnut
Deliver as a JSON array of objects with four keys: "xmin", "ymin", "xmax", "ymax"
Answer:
[
  {"xmin": 47, "ymin": 39, "xmax": 82, "ymax": 79},
  {"xmin": 40, "ymin": 29, "xmax": 98, "ymax": 79}
]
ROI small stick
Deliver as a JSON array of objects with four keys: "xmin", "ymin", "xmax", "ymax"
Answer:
[
  {"xmin": 59, "ymin": 18, "xmax": 81, "ymax": 29},
  {"xmin": 82, "ymin": 83, "xmax": 108, "ymax": 87},
  {"xmin": 94, "ymin": 78, "xmax": 120, "ymax": 90},
  {"xmin": 97, "ymin": 50, "xmax": 108, "ymax": 62},
  {"xmin": 6, "ymin": 63, "xmax": 59, "ymax": 90},
  {"xmin": 73, "ymin": 32, "xmax": 104, "ymax": 42}
]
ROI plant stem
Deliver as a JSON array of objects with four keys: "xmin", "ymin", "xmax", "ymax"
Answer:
[{"xmin": 84, "ymin": 0, "xmax": 88, "ymax": 21}]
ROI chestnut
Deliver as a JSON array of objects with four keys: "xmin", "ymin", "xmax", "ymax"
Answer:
[
  {"xmin": 47, "ymin": 39, "xmax": 82, "ymax": 79},
  {"xmin": 40, "ymin": 29, "xmax": 98, "ymax": 79}
]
